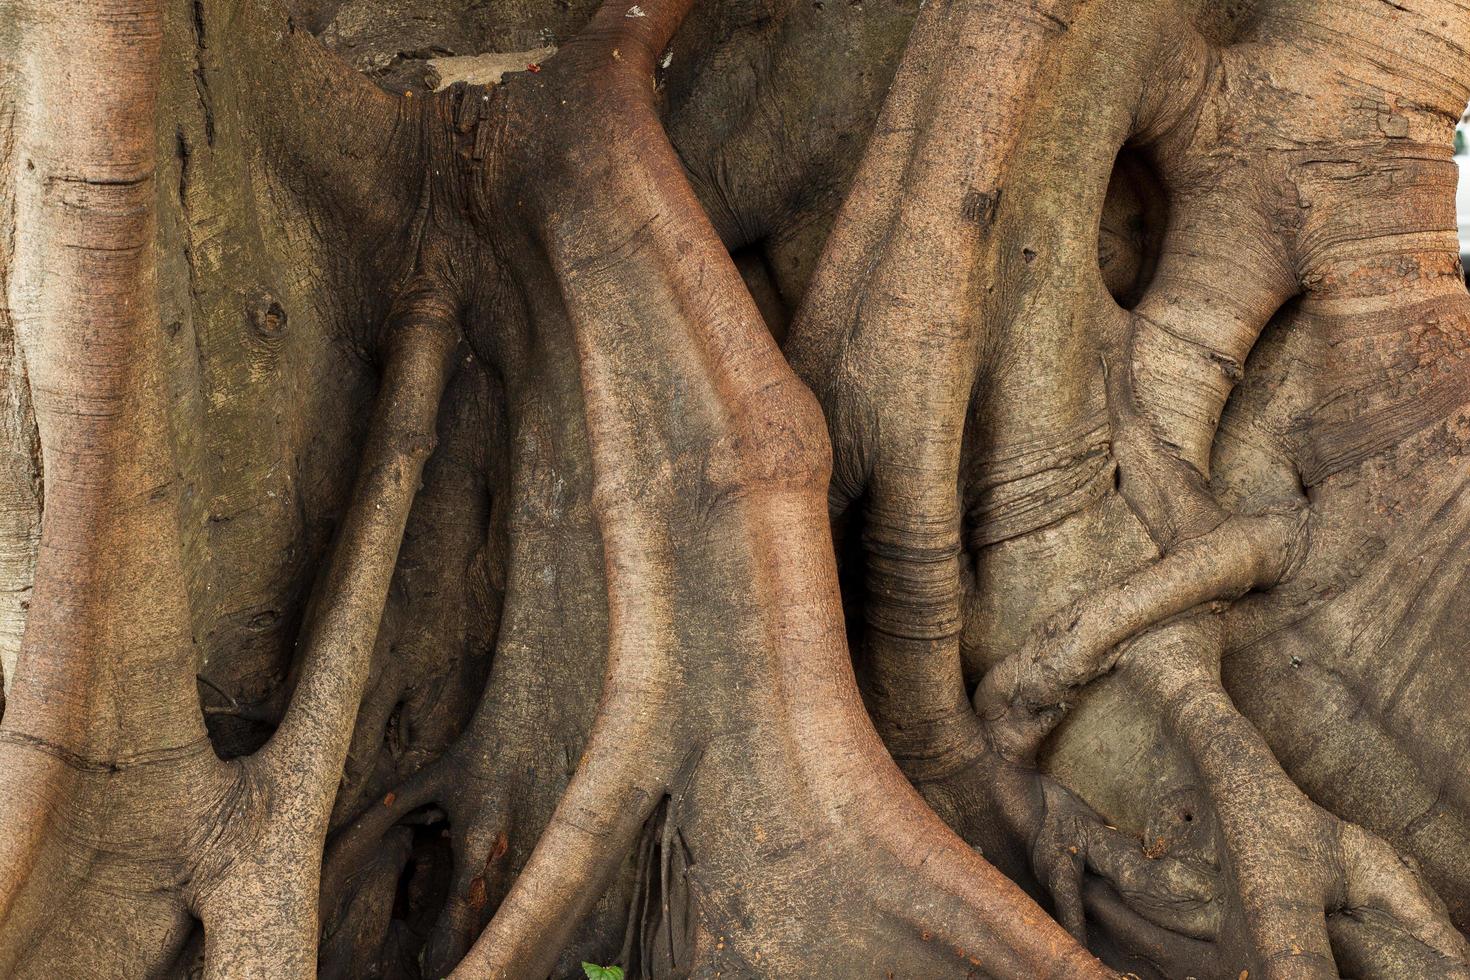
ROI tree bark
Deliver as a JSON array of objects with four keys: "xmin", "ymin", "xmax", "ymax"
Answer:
[{"xmin": 3, "ymin": 0, "xmax": 1470, "ymax": 977}]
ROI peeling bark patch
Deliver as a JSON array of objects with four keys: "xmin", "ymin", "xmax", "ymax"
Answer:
[
  {"xmin": 426, "ymin": 49, "xmax": 557, "ymax": 91},
  {"xmin": 961, "ymin": 187, "xmax": 1001, "ymax": 230}
]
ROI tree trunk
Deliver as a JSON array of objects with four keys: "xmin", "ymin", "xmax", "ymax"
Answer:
[{"xmin": 2, "ymin": 0, "xmax": 1470, "ymax": 977}]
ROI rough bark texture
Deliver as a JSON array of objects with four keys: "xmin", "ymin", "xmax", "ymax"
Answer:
[{"xmin": 3, "ymin": 0, "xmax": 1470, "ymax": 977}]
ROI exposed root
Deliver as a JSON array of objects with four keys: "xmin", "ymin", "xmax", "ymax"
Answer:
[
  {"xmin": 447, "ymin": 708, "xmax": 670, "ymax": 979},
  {"xmin": 0, "ymin": 0, "xmax": 198, "ymax": 956},
  {"xmin": 784, "ymin": 0, "xmax": 1092, "ymax": 771},
  {"xmin": 194, "ymin": 282, "xmax": 461, "ymax": 976},
  {"xmin": 10, "ymin": 0, "xmax": 1470, "ymax": 974},
  {"xmin": 1082, "ymin": 878, "xmax": 1218, "ymax": 978},
  {"xmin": 318, "ymin": 826, "xmax": 413, "ymax": 980},
  {"xmin": 320, "ymin": 755, "xmax": 453, "ymax": 930},
  {"xmin": 437, "ymin": 0, "xmax": 1119, "ymax": 972},
  {"xmin": 912, "ymin": 729, "xmax": 1220, "ymax": 955},
  {"xmin": 784, "ymin": 3, "xmax": 1342, "ymax": 974},
  {"xmin": 318, "ymin": 741, "xmax": 514, "ymax": 979},
  {"xmin": 1030, "ymin": 777, "xmax": 1219, "ymax": 946},
  {"xmin": 1337, "ymin": 823, "xmax": 1470, "ymax": 974},
  {"xmin": 0, "ymin": 6, "xmax": 475, "ymax": 974},
  {"xmin": 257, "ymin": 282, "xmax": 460, "ymax": 796},
  {"xmin": 975, "ymin": 510, "xmax": 1305, "ymax": 760},
  {"xmin": 776, "ymin": 8, "xmax": 1470, "ymax": 972},
  {"xmin": 1121, "ymin": 617, "xmax": 1470, "ymax": 978}
]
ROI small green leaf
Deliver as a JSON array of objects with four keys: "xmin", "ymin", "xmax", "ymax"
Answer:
[{"xmin": 582, "ymin": 964, "xmax": 624, "ymax": 980}]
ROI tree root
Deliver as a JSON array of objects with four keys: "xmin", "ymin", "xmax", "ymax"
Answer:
[
  {"xmin": 192, "ymin": 282, "xmax": 460, "ymax": 975},
  {"xmin": 417, "ymin": 1, "xmax": 1116, "ymax": 972},
  {"xmin": 778, "ymin": 4, "xmax": 1470, "ymax": 974},
  {"xmin": 1121, "ymin": 618, "xmax": 1470, "ymax": 978},
  {"xmin": 975, "ymin": 510, "xmax": 1305, "ymax": 761},
  {"xmin": 0, "ymin": 0, "xmax": 198, "ymax": 959},
  {"xmin": 10, "ymin": 0, "xmax": 1470, "ymax": 974},
  {"xmin": 320, "ymin": 372, "xmax": 619, "ymax": 977}
]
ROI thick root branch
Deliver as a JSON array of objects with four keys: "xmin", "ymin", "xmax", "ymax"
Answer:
[
  {"xmin": 196, "ymin": 283, "xmax": 460, "ymax": 976},
  {"xmin": 259, "ymin": 285, "xmax": 460, "ymax": 801},
  {"xmin": 975, "ymin": 511, "xmax": 1303, "ymax": 759},
  {"xmin": 1126, "ymin": 618, "xmax": 1470, "ymax": 978}
]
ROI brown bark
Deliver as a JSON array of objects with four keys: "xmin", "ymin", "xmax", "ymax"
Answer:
[{"xmin": 3, "ymin": 0, "xmax": 1470, "ymax": 977}]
